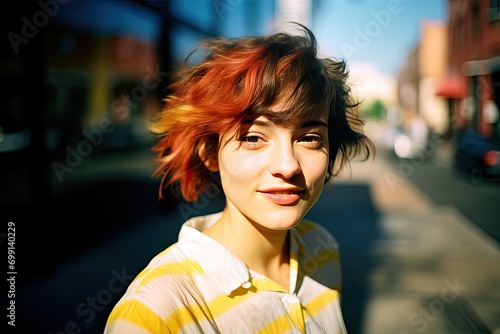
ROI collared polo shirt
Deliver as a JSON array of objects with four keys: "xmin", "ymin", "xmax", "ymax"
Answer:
[{"xmin": 104, "ymin": 212, "xmax": 347, "ymax": 333}]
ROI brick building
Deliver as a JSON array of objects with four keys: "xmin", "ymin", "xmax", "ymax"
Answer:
[{"xmin": 436, "ymin": 0, "xmax": 500, "ymax": 142}]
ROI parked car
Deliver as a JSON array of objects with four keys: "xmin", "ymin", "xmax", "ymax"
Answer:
[
  {"xmin": 454, "ymin": 129, "xmax": 500, "ymax": 182},
  {"xmin": 380, "ymin": 117, "xmax": 434, "ymax": 161}
]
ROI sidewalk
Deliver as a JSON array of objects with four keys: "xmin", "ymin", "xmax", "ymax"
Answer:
[{"xmin": 335, "ymin": 152, "xmax": 500, "ymax": 334}]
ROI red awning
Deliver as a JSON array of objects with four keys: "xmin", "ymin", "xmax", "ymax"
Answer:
[{"xmin": 435, "ymin": 76, "xmax": 467, "ymax": 99}]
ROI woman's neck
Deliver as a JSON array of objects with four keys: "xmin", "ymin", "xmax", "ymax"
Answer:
[{"xmin": 202, "ymin": 207, "xmax": 291, "ymax": 289}]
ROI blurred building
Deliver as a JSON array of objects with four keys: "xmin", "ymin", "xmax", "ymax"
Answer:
[
  {"xmin": 396, "ymin": 20, "xmax": 448, "ymax": 135},
  {"xmin": 436, "ymin": 0, "xmax": 500, "ymax": 142},
  {"xmin": 0, "ymin": 0, "xmax": 279, "ymax": 211},
  {"xmin": 45, "ymin": 2, "xmax": 163, "ymax": 152}
]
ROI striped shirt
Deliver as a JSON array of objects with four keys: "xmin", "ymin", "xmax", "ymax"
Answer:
[{"xmin": 104, "ymin": 212, "xmax": 347, "ymax": 333}]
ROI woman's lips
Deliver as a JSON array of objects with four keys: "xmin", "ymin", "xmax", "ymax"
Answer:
[{"xmin": 259, "ymin": 190, "xmax": 303, "ymax": 205}]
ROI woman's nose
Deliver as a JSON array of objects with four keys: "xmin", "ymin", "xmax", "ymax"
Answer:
[{"xmin": 269, "ymin": 142, "xmax": 301, "ymax": 179}]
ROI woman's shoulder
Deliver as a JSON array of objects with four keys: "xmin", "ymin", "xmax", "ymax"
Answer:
[
  {"xmin": 293, "ymin": 219, "xmax": 342, "ymax": 290},
  {"xmin": 139, "ymin": 242, "xmax": 201, "ymax": 279},
  {"xmin": 105, "ymin": 244, "xmax": 208, "ymax": 333},
  {"xmin": 295, "ymin": 219, "xmax": 340, "ymax": 248},
  {"xmin": 113, "ymin": 243, "xmax": 204, "ymax": 308}
]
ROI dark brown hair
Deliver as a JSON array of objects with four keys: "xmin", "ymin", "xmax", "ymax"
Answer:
[{"xmin": 150, "ymin": 24, "xmax": 374, "ymax": 202}]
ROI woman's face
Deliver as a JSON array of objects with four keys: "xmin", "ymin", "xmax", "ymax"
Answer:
[{"xmin": 215, "ymin": 106, "xmax": 330, "ymax": 231}]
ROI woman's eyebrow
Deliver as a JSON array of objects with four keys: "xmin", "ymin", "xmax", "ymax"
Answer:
[
  {"xmin": 300, "ymin": 120, "xmax": 328, "ymax": 129},
  {"xmin": 241, "ymin": 119, "xmax": 271, "ymax": 127},
  {"xmin": 241, "ymin": 118, "xmax": 327, "ymax": 129}
]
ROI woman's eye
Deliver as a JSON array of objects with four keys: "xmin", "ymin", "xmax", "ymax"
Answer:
[
  {"xmin": 300, "ymin": 135, "xmax": 322, "ymax": 143},
  {"xmin": 299, "ymin": 135, "xmax": 324, "ymax": 147},
  {"xmin": 300, "ymin": 136, "xmax": 319, "ymax": 142},
  {"xmin": 240, "ymin": 135, "xmax": 264, "ymax": 149},
  {"xmin": 242, "ymin": 136, "xmax": 260, "ymax": 143}
]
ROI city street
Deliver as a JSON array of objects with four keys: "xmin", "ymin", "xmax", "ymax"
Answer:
[
  {"xmin": 382, "ymin": 139, "xmax": 500, "ymax": 244},
  {"xmin": 331, "ymin": 145, "xmax": 500, "ymax": 334}
]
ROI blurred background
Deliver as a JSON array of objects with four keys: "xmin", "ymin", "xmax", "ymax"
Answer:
[{"xmin": 1, "ymin": 0, "xmax": 499, "ymax": 333}]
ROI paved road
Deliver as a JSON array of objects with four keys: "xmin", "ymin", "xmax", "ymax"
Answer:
[
  {"xmin": 381, "ymin": 140, "xmax": 500, "ymax": 244},
  {"xmin": 332, "ymin": 150, "xmax": 500, "ymax": 334}
]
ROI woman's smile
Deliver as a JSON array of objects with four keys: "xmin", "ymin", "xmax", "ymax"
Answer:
[{"xmin": 258, "ymin": 188, "xmax": 305, "ymax": 205}]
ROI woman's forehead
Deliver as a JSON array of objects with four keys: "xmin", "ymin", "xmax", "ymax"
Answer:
[
  {"xmin": 239, "ymin": 110, "xmax": 329, "ymax": 131},
  {"xmin": 252, "ymin": 101, "xmax": 329, "ymax": 123}
]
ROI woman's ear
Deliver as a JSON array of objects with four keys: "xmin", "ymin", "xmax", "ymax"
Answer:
[
  {"xmin": 203, "ymin": 155, "xmax": 219, "ymax": 172},
  {"xmin": 198, "ymin": 141, "xmax": 219, "ymax": 172}
]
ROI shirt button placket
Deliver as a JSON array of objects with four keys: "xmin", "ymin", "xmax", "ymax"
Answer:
[{"xmin": 281, "ymin": 294, "xmax": 305, "ymax": 332}]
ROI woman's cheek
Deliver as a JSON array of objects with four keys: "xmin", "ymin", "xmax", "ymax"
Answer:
[
  {"xmin": 221, "ymin": 149, "xmax": 264, "ymax": 176},
  {"xmin": 230, "ymin": 159, "xmax": 261, "ymax": 179},
  {"xmin": 302, "ymin": 153, "xmax": 328, "ymax": 178}
]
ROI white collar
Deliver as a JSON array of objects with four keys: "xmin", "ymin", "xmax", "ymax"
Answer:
[{"xmin": 177, "ymin": 212, "xmax": 252, "ymax": 295}]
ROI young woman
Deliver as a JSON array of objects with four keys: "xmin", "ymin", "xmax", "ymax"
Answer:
[{"xmin": 104, "ymin": 24, "xmax": 373, "ymax": 333}]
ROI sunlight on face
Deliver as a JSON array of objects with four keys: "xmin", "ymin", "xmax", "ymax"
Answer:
[{"xmin": 217, "ymin": 106, "xmax": 330, "ymax": 231}]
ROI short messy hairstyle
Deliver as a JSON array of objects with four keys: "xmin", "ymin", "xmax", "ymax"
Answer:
[{"xmin": 150, "ymin": 24, "xmax": 374, "ymax": 202}]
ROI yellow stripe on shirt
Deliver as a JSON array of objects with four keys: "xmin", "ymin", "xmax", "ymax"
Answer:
[
  {"xmin": 106, "ymin": 299, "xmax": 171, "ymax": 334},
  {"xmin": 132, "ymin": 258, "xmax": 205, "ymax": 292},
  {"xmin": 304, "ymin": 288, "xmax": 339, "ymax": 318}
]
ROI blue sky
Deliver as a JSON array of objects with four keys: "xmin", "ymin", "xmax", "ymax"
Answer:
[
  {"xmin": 53, "ymin": 0, "xmax": 446, "ymax": 78},
  {"xmin": 313, "ymin": 0, "xmax": 447, "ymax": 76}
]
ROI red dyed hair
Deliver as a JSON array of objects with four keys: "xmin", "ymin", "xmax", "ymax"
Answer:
[{"xmin": 151, "ymin": 24, "xmax": 374, "ymax": 202}]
